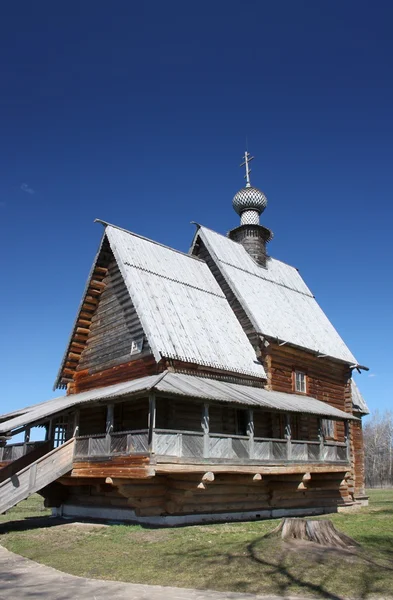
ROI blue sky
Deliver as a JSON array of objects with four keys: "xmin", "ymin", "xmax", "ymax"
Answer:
[{"xmin": 1, "ymin": 1, "xmax": 391, "ymax": 418}]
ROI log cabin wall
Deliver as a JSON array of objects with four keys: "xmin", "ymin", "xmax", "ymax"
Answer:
[
  {"xmin": 73, "ymin": 356, "xmax": 159, "ymax": 394},
  {"xmin": 78, "ymin": 405, "xmax": 107, "ymax": 436},
  {"xmin": 265, "ymin": 343, "xmax": 351, "ymax": 443},
  {"xmin": 252, "ymin": 411, "xmax": 319, "ymax": 441},
  {"xmin": 65, "ymin": 252, "xmax": 161, "ymax": 394},
  {"xmin": 60, "ymin": 470, "xmax": 351, "ymax": 520},
  {"xmin": 77, "ymin": 259, "xmax": 151, "ymax": 375},
  {"xmin": 351, "ymin": 418, "xmax": 366, "ymax": 497},
  {"xmin": 209, "ymin": 405, "xmax": 240, "ymax": 435},
  {"xmin": 156, "ymin": 399, "xmax": 203, "ymax": 431},
  {"xmin": 114, "ymin": 399, "xmax": 149, "ymax": 431}
]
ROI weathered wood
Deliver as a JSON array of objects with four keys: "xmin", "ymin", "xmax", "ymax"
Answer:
[
  {"xmin": 0, "ymin": 439, "xmax": 75, "ymax": 514},
  {"xmin": 270, "ymin": 518, "xmax": 359, "ymax": 548},
  {"xmin": 155, "ymin": 463, "xmax": 348, "ymax": 475},
  {"xmin": 72, "ymin": 356, "xmax": 159, "ymax": 394},
  {"xmin": 0, "ymin": 442, "xmax": 52, "ymax": 484}
]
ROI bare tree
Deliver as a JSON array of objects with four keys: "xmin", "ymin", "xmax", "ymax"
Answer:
[{"xmin": 363, "ymin": 411, "xmax": 393, "ymax": 487}]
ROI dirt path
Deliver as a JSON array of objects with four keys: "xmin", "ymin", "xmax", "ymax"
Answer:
[{"xmin": 0, "ymin": 545, "xmax": 310, "ymax": 600}]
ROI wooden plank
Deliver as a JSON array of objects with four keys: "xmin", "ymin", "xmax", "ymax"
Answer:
[
  {"xmin": 155, "ymin": 463, "xmax": 349, "ymax": 475},
  {"xmin": 0, "ymin": 439, "xmax": 75, "ymax": 514}
]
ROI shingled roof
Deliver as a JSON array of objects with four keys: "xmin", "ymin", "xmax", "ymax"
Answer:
[
  {"xmin": 0, "ymin": 371, "xmax": 357, "ymax": 436},
  {"xmin": 194, "ymin": 226, "xmax": 358, "ymax": 365},
  {"xmin": 351, "ymin": 379, "xmax": 370, "ymax": 415},
  {"xmin": 55, "ymin": 224, "xmax": 266, "ymax": 387}
]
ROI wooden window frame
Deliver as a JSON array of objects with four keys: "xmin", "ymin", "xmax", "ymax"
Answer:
[
  {"xmin": 293, "ymin": 369, "xmax": 307, "ymax": 394},
  {"xmin": 322, "ymin": 418, "xmax": 337, "ymax": 441}
]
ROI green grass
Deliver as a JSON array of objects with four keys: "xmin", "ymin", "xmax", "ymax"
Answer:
[{"xmin": 1, "ymin": 490, "xmax": 393, "ymax": 599}]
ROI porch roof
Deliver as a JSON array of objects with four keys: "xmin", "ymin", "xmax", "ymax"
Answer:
[{"xmin": 0, "ymin": 372, "xmax": 357, "ymax": 435}]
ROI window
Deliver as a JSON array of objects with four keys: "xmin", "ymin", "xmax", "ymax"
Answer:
[
  {"xmin": 294, "ymin": 370, "xmax": 306, "ymax": 393},
  {"xmin": 322, "ymin": 419, "xmax": 336, "ymax": 439},
  {"xmin": 53, "ymin": 425, "xmax": 67, "ymax": 448},
  {"xmin": 52, "ymin": 416, "xmax": 70, "ymax": 447},
  {"xmin": 236, "ymin": 409, "xmax": 249, "ymax": 436}
]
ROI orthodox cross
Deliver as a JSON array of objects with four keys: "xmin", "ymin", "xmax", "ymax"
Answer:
[{"xmin": 240, "ymin": 151, "xmax": 254, "ymax": 187}]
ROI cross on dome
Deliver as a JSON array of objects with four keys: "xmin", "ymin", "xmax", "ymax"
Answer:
[
  {"xmin": 232, "ymin": 151, "xmax": 268, "ymax": 225},
  {"xmin": 240, "ymin": 151, "xmax": 254, "ymax": 188}
]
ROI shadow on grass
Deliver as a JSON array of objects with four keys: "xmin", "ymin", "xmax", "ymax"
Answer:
[
  {"xmin": 167, "ymin": 531, "xmax": 393, "ymax": 600},
  {"xmin": 0, "ymin": 516, "xmax": 68, "ymax": 535}
]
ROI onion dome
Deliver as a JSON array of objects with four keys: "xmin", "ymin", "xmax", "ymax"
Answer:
[{"xmin": 232, "ymin": 186, "xmax": 267, "ymax": 219}]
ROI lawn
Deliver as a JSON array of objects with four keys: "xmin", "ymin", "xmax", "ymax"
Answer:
[{"xmin": 1, "ymin": 489, "xmax": 393, "ymax": 599}]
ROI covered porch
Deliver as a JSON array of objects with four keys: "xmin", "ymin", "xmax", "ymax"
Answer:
[{"xmin": 0, "ymin": 372, "xmax": 355, "ymax": 470}]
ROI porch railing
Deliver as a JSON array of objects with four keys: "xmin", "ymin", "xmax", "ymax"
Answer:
[
  {"xmin": 0, "ymin": 441, "xmax": 48, "ymax": 463},
  {"xmin": 73, "ymin": 428, "xmax": 348, "ymax": 463},
  {"xmin": 74, "ymin": 430, "xmax": 149, "ymax": 459}
]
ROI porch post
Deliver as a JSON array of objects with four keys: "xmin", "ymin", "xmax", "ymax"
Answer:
[
  {"xmin": 148, "ymin": 393, "xmax": 156, "ymax": 454},
  {"xmin": 105, "ymin": 404, "xmax": 114, "ymax": 455},
  {"xmin": 202, "ymin": 403, "xmax": 209, "ymax": 458},
  {"xmin": 247, "ymin": 409, "xmax": 254, "ymax": 459},
  {"xmin": 318, "ymin": 419, "xmax": 325, "ymax": 461},
  {"xmin": 46, "ymin": 419, "xmax": 54, "ymax": 443},
  {"xmin": 73, "ymin": 409, "xmax": 80, "ymax": 438},
  {"xmin": 23, "ymin": 427, "xmax": 31, "ymax": 456},
  {"xmin": 285, "ymin": 415, "xmax": 292, "ymax": 460},
  {"xmin": 344, "ymin": 420, "xmax": 351, "ymax": 462}
]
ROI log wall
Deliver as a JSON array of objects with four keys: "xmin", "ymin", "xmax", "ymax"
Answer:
[
  {"xmin": 114, "ymin": 399, "xmax": 149, "ymax": 431},
  {"xmin": 59, "ymin": 470, "xmax": 351, "ymax": 520},
  {"xmin": 76, "ymin": 259, "xmax": 151, "ymax": 372},
  {"xmin": 73, "ymin": 355, "xmax": 159, "ymax": 394},
  {"xmin": 156, "ymin": 398, "xmax": 203, "ymax": 431},
  {"xmin": 79, "ymin": 405, "xmax": 107, "ymax": 436},
  {"xmin": 265, "ymin": 343, "xmax": 351, "ymax": 443},
  {"xmin": 351, "ymin": 418, "xmax": 366, "ymax": 497}
]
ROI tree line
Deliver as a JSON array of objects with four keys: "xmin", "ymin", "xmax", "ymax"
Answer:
[{"xmin": 363, "ymin": 411, "xmax": 393, "ymax": 488}]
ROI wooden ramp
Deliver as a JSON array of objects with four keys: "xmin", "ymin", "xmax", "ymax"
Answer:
[{"xmin": 0, "ymin": 438, "xmax": 75, "ymax": 514}]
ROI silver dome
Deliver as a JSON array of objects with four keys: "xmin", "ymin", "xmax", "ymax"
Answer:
[{"xmin": 232, "ymin": 186, "xmax": 267, "ymax": 216}]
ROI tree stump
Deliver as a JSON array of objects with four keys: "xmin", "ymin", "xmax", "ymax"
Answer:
[{"xmin": 270, "ymin": 518, "xmax": 359, "ymax": 549}]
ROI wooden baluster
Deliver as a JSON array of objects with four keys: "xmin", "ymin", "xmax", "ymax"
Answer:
[
  {"xmin": 285, "ymin": 415, "xmax": 292, "ymax": 461},
  {"xmin": 105, "ymin": 404, "xmax": 114, "ymax": 455},
  {"xmin": 202, "ymin": 403, "xmax": 210, "ymax": 458},
  {"xmin": 247, "ymin": 409, "xmax": 254, "ymax": 459},
  {"xmin": 148, "ymin": 394, "xmax": 156, "ymax": 454},
  {"xmin": 318, "ymin": 419, "xmax": 325, "ymax": 462}
]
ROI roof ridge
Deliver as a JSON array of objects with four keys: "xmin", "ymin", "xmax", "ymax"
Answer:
[{"xmin": 96, "ymin": 219, "xmax": 205, "ymax": 263}]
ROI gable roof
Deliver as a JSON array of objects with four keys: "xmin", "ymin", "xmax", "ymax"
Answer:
[
  {"xmin": 351, "ymin": 379, "xmax": 370, "ymax": 415},
  {"xmin": 105, "ymin": 225, "xmax": 265, "ymax": 379},
  {"xmin": 56, "ymin": 224, "xmax": 266, "ymax": 387},
  {"xmin": 0, "ymin": 371, "xmax": 357, "ymax": 435},
  {"xmin": 194, "ymin": 226, "xmax": 359, "ymax": 366}
]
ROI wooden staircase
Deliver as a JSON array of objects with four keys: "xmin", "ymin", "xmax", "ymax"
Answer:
[{"xmin": 0, "ymin": 438, "xmax": 75, "ymax": 514}]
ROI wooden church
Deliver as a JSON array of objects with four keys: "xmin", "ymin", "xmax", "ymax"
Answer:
[{"xmin": 0, "ymin": 153, "xmax": 369, "ymax": 525}]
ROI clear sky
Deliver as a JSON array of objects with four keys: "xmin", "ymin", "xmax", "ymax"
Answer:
[{"xmin": 1, "ymin": 1, "xmax": 391, "ymax": 419}]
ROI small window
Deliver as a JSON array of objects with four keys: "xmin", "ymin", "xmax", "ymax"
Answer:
[
  {"xmin": 294, "ymin": 370, "xmax": 306, "ymax": 393},
  {"xmin": 236, "ymin": 409, "xmax": 249, "ymax": 436},
  {"xmin": 53, "ymin": 425, "xmax": 67, "ymax": 448},
  {"xmin": 322, "ymin": 419, "xmax": 336, "ymax": 439}
]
